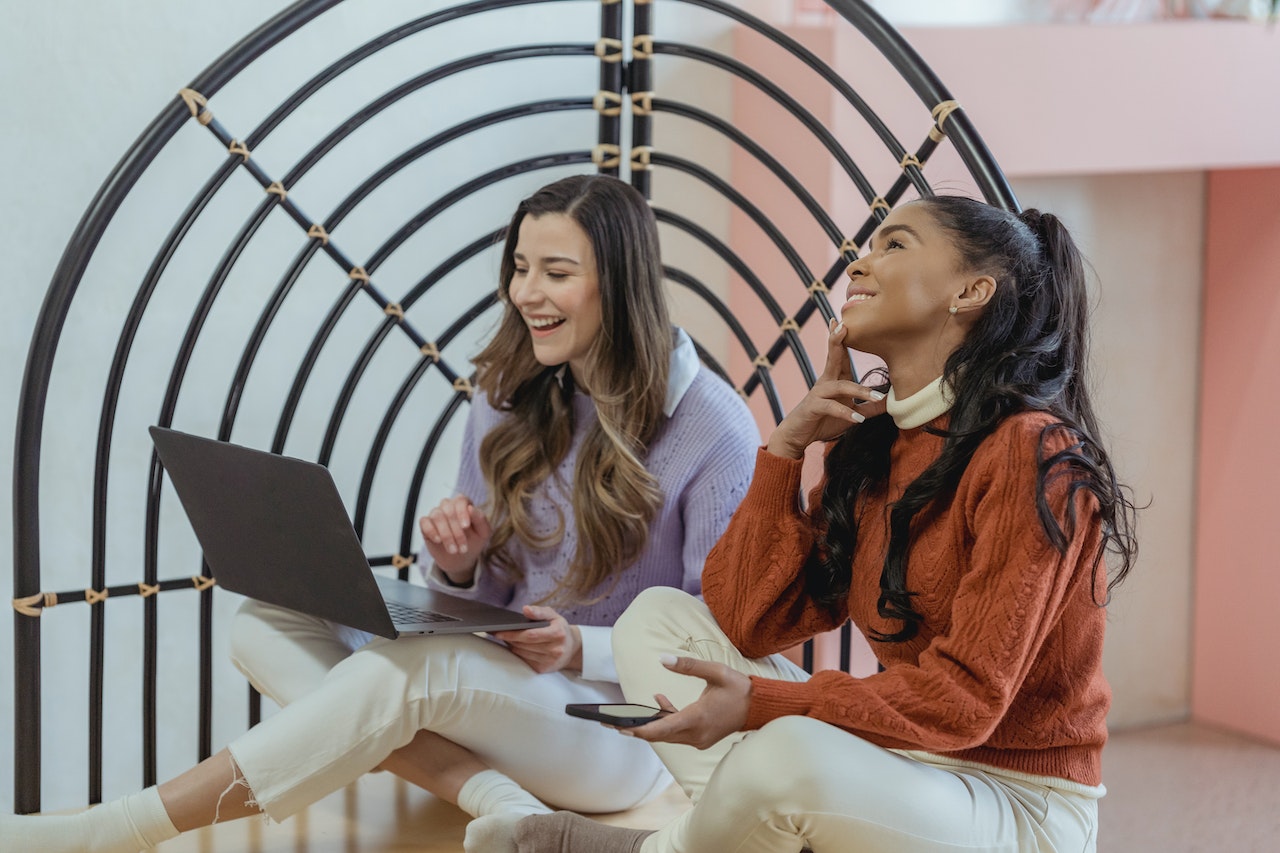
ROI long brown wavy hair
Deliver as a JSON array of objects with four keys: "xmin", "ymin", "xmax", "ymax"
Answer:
[{"xmin": 472, "ymin": 174, "xmax": 672, "ymax": 601}]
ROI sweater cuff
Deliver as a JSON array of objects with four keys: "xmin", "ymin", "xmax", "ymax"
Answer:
[
  {"xmin": 577, "ymin": 625, "xmax": 618, "ymax": 683},
  {"xmin": 743, "ymin": 447, "xmax": 806, "ymax": 518},
  {"xmin": 744, "ymin": 675, "xmax": 815, "ymax": 730}
]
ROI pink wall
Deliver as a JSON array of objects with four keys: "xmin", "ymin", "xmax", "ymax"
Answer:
[{"xmin": 1191, "ymin": 167, "xmax": 1280, "ymax": 745}]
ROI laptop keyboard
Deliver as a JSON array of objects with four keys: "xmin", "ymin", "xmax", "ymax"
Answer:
[{"xmin": 385, "ymin": 601, "xmax": 462, "ymax": 624}]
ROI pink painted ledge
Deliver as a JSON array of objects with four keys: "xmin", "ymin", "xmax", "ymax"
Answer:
[{"xmin": 750, "ymin": 20, "xmax": 1280, "ymax": 178}]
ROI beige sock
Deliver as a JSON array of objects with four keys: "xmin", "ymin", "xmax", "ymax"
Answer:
[
  {"xmin": 513, "ymin": 811, "xmax": 654, "ymax": 853},
  {"xmin": 0, "ymin": 786, "xmax": 179, "ymax": 853}
]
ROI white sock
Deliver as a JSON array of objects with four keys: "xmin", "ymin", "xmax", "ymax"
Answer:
[
  {"xmin": 456, "ymin": 769, "xmax": 551, "ymax": 820},
  {"xmin": 463, "ymin": 812, "xmax": 524, "ymax": 853},
  {"xmin": 1, "ymin": 786, "xmax": 180, "ymax": 853}
]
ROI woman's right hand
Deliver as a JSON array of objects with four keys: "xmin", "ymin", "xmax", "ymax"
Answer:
[
  {"xmin": 418, "ymin": 496, "xmax": 492, "ymax": 583},
  {"xmin": 765, "ymin": 318, "xmax": 887, "ymax": 460}
]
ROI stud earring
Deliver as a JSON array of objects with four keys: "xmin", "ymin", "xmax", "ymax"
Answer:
[{"xmin": 949, "ymin": 306, "xmax": 958, "ymax": 315}]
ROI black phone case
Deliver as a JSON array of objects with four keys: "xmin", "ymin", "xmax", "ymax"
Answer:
[{"xmin": 565, "ymin": 703, "xmax": 664, "ymax": 727}]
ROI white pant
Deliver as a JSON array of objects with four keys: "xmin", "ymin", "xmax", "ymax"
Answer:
[
  {"xmin": 612, "ymin": 588, "xmax": 1100, "ymax": 853},
  {"xmin": 226, "ymin": 600, "xmax": 671, "ymax": 821}
]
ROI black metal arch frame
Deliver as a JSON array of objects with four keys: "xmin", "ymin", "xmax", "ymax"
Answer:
[{"xmin": 11, "ymin": 0, "xmax": 1016, "ymax": 813}]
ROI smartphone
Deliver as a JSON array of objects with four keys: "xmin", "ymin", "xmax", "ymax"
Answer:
[{"xmin": 565, "ymin": 702, "xmax": 669, "ymax": 727}]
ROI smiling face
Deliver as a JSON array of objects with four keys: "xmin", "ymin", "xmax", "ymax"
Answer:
[
  {"xmin": 507, "ymin": 212, "xmax": 603, "ymax": 385},
  {"xmin": 838, "ymin": 202, "xmax": 979, "ymax": 380}
]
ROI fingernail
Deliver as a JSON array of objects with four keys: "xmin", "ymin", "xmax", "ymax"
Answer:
[
  {"xmin": 459, "ymin": 544, "xmax": 468, "ymax": 554},
  {"xmin": 446, "ymin": 545, "xmax": 457, "ymax": 554},
  {"xmin": 869, "ymin": 391, "xmax": 885, "ymax": 401},
  {"xmin": 659, "ymin": 654, "xmax": 677, "ymax": 667},
  {"xmin": 834, "ymin": 322, "xmax": 845, "ymax": 335},
  {"xmin": 851, "ymin": 411, "xmax": 865, "ymax": 423}
]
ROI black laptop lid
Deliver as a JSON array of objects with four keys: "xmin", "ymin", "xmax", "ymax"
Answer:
[{"xmin": 149, "ymin": 426, "xmax": 395, "ymax": 636}]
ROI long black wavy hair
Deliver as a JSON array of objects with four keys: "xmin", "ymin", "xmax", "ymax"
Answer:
[{"xmin": 807, "ymin": 197, "xmax": 1139, "ymax": 643}]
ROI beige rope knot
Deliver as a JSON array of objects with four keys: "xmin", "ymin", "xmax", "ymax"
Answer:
[
  {"xmin": 736, "ymin": 388, "xmax": 748, "ymax": 401},
  {"xmin": 84, "ymin": 588, "xmax": 109, "ymax": 605},
  {"xmin": 594, "ymin": 91, "xmax": 622, "ymax": 116},
  {"xmin": 266, "ymin": 181, "xmax": 287, "ymax": 201},
  {"xmin": 348, "ymin": 266, "xmax": 370, "ymax": 284},
  {"xmin": 779, "ymin": 317, "xmax": 800, "ymax": 333},
  {"xmin": 870, "ymin": 197, "xmax": 891, "ymax": 214},
  {"xmin": 419, "ymin": 341, "xmax": 441, "ymax": 362},
  {"xmin": 839, "ymin": 237, "xmax": 859, "ymax": 254},
  {"xmin": 752, "ymin": 354, "xmax": 773, "ymax": 369},
  {"xmin": 931, "ymin": 99, "xmax": 960, "ymax": 134},
  {"xmin": 807, "ymin": 280, "xmax": 830, "ymax": 294},
  {"xmin": 592, "ymin": 144, "xmax": 622, "ymax": 169},
  {"xmin": 899, "ymin": 153, "xmax": 923, "ymax": 171},
  {"xmin": 384, "ymin": 302, "xmax": 405, "ymax": 320},
  {"xmin": 452, "ymin": 377, "xmax": 475, "ymax": 398},
  {"xmin": 227, "ymin": 140, "xmax": 251, "ymax": 162},
  {"xmin": 179, "ymin": 88, "xmax": 213, "ymax": 126},
  {"xmin": 630, "ymin": 91, "xmax": 654, "ymax": 115},
  {"xmin": 13, "ymin": 592, "xmax": 57, "ymax": 617},
  {"xmin": 595, "ymin": 37, "xmax": 624, "ymax": 63},
  {"xmin": 138, "ymin": 583, "xmax": 161, "ymax": 599},
  {"xmin": 308, "ymin": 224, "xmax": 330, "ymax": 246},
  {"xmin": 630, "ymin": 146, "xmax": 653, "ymax": 171},
  {"xmin": 601, "ymin": 0, "xmax": 621, "ymax": 4},
  {"xmin": 391, "ymin": 554, "xmax": 413, "ymax": 570},
  {"xmin": 632, "ymin": 35, "xmax": 654, "ymax": 59},
  {"xmin": 192, "ymin": 575, "xmax": 217, "ymax": 591}
]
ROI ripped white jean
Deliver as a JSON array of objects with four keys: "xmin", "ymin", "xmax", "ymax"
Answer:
[{"xmin": 225, "ymin": 600, "xmax": 670, "ymax": 821}]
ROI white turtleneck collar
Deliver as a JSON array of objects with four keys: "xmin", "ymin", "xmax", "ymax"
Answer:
[{"xmin": 885, "ymin": 375, "xmax": 953, "ymax": 430}]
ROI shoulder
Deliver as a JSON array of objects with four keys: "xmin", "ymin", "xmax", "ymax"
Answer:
[
  {"xmin": 968, "ymin": 410, "xmax": 1083, "ymax": 482},
  {"xmin": 668, "ymin": 367, "xmax": 760, "ymax": 445}
]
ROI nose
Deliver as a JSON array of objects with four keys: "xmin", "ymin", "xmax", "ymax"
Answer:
[
  {"xmin": 844, "ymin": 255, "xmax": 867, "ymax": 279},
  {"xmin": 509, "ymin": 270, "xmax": 539, "ymax": 306}
]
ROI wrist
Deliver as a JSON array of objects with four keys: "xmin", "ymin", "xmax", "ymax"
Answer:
[
  {"xmin": 437, "ymin": 561, "xmax": 478, "ymax": 587},
  {"xmin": 765, "ymin": 431, "xmax": 805, "ymax": 460}
]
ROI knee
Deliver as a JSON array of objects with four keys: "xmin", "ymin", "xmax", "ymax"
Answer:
[
  {"xmin": 614, "ymin": 586, "xmax": 698, "ymax": 649},
  {"xmin": 227, "ymin": 599, "xmax": 282, "ymax": 670},
  {"xmin": 718, "ymin": 717, "xmax": 840, "ymax": 809}
]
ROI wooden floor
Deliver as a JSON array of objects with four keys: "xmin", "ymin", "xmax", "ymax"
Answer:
[
  {"xmin": 76, "ymin": 721, "xmax": 1280, "ymax": 852},
  {"xmin": 152, "ymin": 774, "xmax": 692, "ymax": 853}
]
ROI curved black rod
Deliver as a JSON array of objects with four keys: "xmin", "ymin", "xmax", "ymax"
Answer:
[
  {"xmin": 353, "ymin": 293, "xmax": 499, "ymax": 540},
  {"xmin": 220, "ymin": 99, "xmax": 588, "ymax": 442},
  {"xmin": 398, "ymin": 391, "xmax": 473, "ymax": 572},
  {"xmin": 668, "ymin": 0, "xmax": 913, "ymax": 167},
  {"xmin": 821, "ymin": 0, "xmax": 1019, "ymax": 210},
  {"xmin": 651, "ymin": 99, "xmax": 845, "ymax": 248},
  {"xmin": 317, "ymin": 153, "xmax": 591, "ymax": 467},
  {"xmin": 278, "ymin": 43, "xmax": 597, "ymax": 188},
  {"xmin": 652, "ymin": 153, "xmax": 816, "ymax": 291},
  {"xmin": 662, "ymin": 266, "xmax": 786, "ymax": 424},
  {"xmin": 648, "ymin": 42, "xmax": 877, "ymax": 202}
]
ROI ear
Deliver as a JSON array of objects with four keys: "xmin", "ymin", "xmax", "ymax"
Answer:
[{"xmin": 953, "ymin": 274, "xmax": 997, "ymax": 314}]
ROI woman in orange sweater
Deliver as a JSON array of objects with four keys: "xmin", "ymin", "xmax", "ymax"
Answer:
[{"xmin": 502, "ymin": 196, "xmax": 1139, "ymax": 852}]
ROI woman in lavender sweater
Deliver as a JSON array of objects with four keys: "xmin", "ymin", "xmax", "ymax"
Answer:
[{"xmin": 7, "ymin": 175, "xmax": 759, "ymax": 853}]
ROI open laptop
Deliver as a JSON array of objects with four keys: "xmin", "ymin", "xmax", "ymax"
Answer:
[{"xmin": 149, "ymin": 426, "xmax": 548, "ymax": 639}]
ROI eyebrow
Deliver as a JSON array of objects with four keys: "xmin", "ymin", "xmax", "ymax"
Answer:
[
  {"xmin": 868, "ymin": 224, "xmax": 921, "ymax": 252},
  {"xmin": 513, "ymin": 251, "xmax": 582, "ymax": 266}
]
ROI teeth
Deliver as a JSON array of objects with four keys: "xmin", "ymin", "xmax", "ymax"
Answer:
[
  {"xmin": 528, "ymin": 316, "xmax": 564, "ymax": 328},
  {"xmin": 847, "ymin": 294, "xmax": 873, "ymax": 301}
]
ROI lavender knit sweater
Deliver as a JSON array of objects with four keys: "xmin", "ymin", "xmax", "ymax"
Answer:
[{"xmin": 419, "ymin": 341, "xmax": 759, "ymax": 636}]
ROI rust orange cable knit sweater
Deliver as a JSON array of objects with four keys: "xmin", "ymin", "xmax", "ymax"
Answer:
[{"xmin": 702, "ymin": 410, "xmax": 1111, "ymax": 787}]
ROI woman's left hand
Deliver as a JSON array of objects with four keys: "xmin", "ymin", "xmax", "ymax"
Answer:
[
  {"xmin": 624, "ymin": 656, "xmax": 752, "ymax": 749},
  {"xmin": 490, "ymin": 606, "xmax": 583, "ymax": 674}
]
